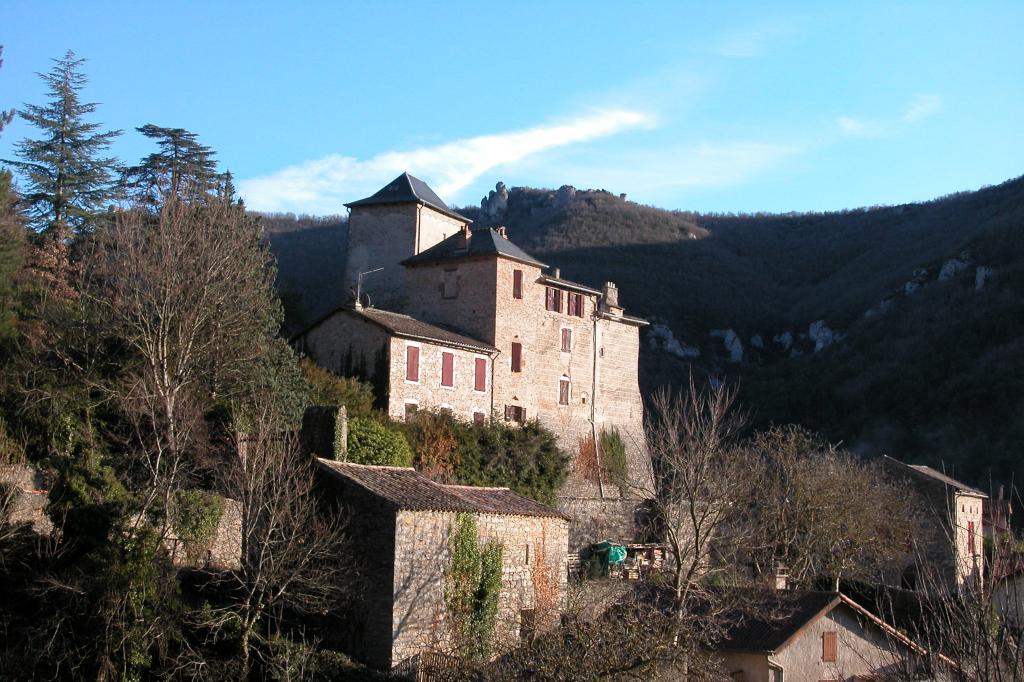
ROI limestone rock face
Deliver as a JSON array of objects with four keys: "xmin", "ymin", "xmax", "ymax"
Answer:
[
  {"xmin": 975, "ymin": 266, "xmax": 993, "ymax": 290},
  {"xmin": 808, "ymin": 320, "xmax": 835, "ymax": 352},
  {"xmin": 710, "ymin": 328, "xmax": 743, "ymax": 363},
  {"xmin": 554, "ymin": 185, "xmax": 577, "ymax": 208},
  {"xmin": 648, "ymin": 323, "xmax": 700, "ymax": 358},
  {"xmin": 480, "ymin": 181, "xmax": 509, "ymax": 219},
  {"xmin": 938, "ymin": 258, "xmax": 969, "ymax": 281},
  {"xmin": 773, "ymin": 331, "xmax": 793, "ymax": 351}
]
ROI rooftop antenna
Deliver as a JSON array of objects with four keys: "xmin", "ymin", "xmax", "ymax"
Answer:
[{"xmin": 355, "ymin": 267, "xmax": 383, "ymax": 309}]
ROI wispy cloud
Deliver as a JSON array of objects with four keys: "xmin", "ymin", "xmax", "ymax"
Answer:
[
  {"xmin": 902, "ymin": 93, "xmax": 942, "ymax": 122},
  {"xmin": 713, "ymin": 21, "xmax": 797, "ymax": 58},
  {"xmin": 239, "ymin": 109, "xmax": 654, "ymax": 214},
  {"xmin": 836, "ymin": 116, "xmax": 887, "ymax": 138},
  {"xmin": 837, "ymin": 93, "xmax": 942, "ymax": 138}
]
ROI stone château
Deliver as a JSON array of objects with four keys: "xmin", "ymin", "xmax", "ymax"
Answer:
[{"xmin": 294, "ymin": 172, "xmax": 654, "ymax": 546}]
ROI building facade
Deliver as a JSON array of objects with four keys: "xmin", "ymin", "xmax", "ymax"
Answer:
[
  {"xmin": 316, "ymin": 460, "xmax": 569, "ymax": 671},
  {"xmin": 295, "ymin": 173, "xmax": 655, "ymax": 547}
]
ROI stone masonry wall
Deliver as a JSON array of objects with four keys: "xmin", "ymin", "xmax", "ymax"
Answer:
[
  {"xmin": 391, "ymin": 509, "xmax": 568, "ymax": 667},
  {"xmin": 297, "ymin": 309, "xmax": 390, "ymax": 381},
  {"xmin": 406, "ymin": 256, "xmax": 499, "ymax": 344},
  {"xmin": 345, "ymin": 204, "xmax": 467, "ymax": 312},
  {"xmin": 385, "ymin": 336, "xmax": 493, "ymax": 424}
]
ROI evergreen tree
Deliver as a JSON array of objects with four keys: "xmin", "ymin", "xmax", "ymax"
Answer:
[
  {"xmin": 7, "ymin": 50, "xmax": 121, "ymax": 236},
  {"xmin": 123, "ymin": 124, "xmax": 221, "ymax": 205}
]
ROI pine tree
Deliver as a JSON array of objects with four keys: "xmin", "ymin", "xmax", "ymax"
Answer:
[
  {"xmin": 123, "ymin": 124, "xmax": 221, "ymax": 205},
  {"xmin": 7, "ymin": 50, "xmax": 121, "ymax": 236}
]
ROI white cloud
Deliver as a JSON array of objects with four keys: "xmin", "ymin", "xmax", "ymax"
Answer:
[
  {"xmin": 239, "ymin": 109, "xmax": 654, "ymax": 214},
  {"xmin": 714, "ymin": 21, "xmax": 797, "ymax": 58},
  {"xmin": 836, "ymin": 116, "xmax": 886, "ymax": 137},
  {"xmin": 902, "ymin": 93, "xmax": 942, "ymax": 122}
]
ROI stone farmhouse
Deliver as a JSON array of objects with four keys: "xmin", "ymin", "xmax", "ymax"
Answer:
[
  {"xmin": 315, "ymin": 459, "xmax": 569, "ymax": 671},
  {"xmin": 881, "ymin": 456, "xmax": 986, "ymax": 592},
  {"xmin": 715, "ymin": 589, "xmax": 944, "ymax": 681},
  {"xmin": 294, "ymin": 173, "xmax": 655, "ymax": 546}
]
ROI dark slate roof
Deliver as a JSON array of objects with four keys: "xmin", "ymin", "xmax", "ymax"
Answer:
[
  {"xmin": 538, "ymin": 274, "xmax": 601, "ymax": 295},
  {"xmin": 882, "ymin": 455, "xmax": 986, "ymax": 496},
  {"xmin": 401, "ymin": 228, "xmax": 546, "ymax": 268},
  {"xmin": 317, "ymin": 460, "xmax": 570, "ymax": 520},
  {"xmin": 716, "ymin": 590, "xmax": 840, "ymax": 653},
  {"xmin": 294, "ymin": 305, "xmax": 496, "ymax": 353},
  {"xmin": 344, "ymin": 172, "xmax": 469, "ymax": 222}
]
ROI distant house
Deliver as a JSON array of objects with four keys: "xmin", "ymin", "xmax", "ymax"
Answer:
[
  {"xmin": 715, "ymin": 590, "xmax": 940, "ymax": 682},
  {"xmin": 315, "ymin": 459, "xmax": 569, "ymax": 672},
  {"xmin": 294, "ymin": 172, "xmax": 655, "ymax": 548},
  {"xmin": 881, "ymin": 456, "xmax": 986, "ymax": 592}
]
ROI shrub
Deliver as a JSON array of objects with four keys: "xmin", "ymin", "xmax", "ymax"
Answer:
[
  {"xmin": 300, "ymin": 359, "xmax": 374, "ymax": 418},
  {"xmin": 171, "ymin": 488, "xmax": 225, "ymax": 562},
  {"xmin": 346, "ymin": 416, "xmax": 413, "ymax": 467},
  {"xmin": 599, "ymin": 428, "xmax": 628, "ymax": 487}
]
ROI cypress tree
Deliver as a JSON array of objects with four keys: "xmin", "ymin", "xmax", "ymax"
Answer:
[{"xmin": 7, "ymin": 50, "xmax": 121, "ymax": 237}]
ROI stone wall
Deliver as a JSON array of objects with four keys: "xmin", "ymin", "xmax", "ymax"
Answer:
[
  {"xmin": 0, "ymin": 464, "xmax": 53, "ymax": 535},
  {"xmin": 391, "ymin": 509, "xmax": 568, "ymax": 668},
  {"xmin": 167, "ymin": 497, "xmax": 243, "ymax": 571},
  {"xmin": 344, "ymin": 203, "xmax": 467, "ymax": 312},
  {"xmin": 406, "ymin": 255, "xmax": 499, "ymax": 344},
  {"xmin": 385, "ymin": 336, "xmax": 493, "ymax": 424},
  {"xmin": 297, "ymin": 308, "xmax": 390, "ymax": 382}
]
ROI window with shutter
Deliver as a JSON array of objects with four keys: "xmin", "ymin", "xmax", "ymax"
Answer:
[
  {"xmin": 406, "ymin": 345, "xmax": 419, "ymax": 382},
  {"xmin": 513, "ymin": 269, "xmax": 523, "ymax": 299},
  {"xmin": 441, "ymin": 352, "xmax": 454, "ymax": 387},
  {"xmin": 559, "ymin": 377, "xmax": 571, "ymax": 405},
  {"xmin": 473, "ymin": 411, "xmax": 485, "ymax": 426},
  {"xmin": 561, "ymin": 328, "xmax": 572, "ymax": 352},
  {"xmin": 572, "ymin": 293, "xmax": 584, "ymax": 317},
  {"xmin": 474, "ymin": 357, "xmax": 487, "ymax": 392},
  {"xmin": 511, "ymin": 342, "xmax": 522, "ymax": 372},
  {"xmin": 545, "ymin": 287, "xmax": 562, "ymax": 312},
  {"xmin": 505, "ymin": 405, "xmax": 525, "ymax": 424},
  {"xmin": 822, "ymin": 631, "xmax": 837, "ymax": 662},
  {"xmin": 968, "ymin": 520, "xmax": 976, "ymax": 555}
]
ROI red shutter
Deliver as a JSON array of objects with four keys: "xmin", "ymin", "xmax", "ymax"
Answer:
[
  {"xmin": 561, "ymin": 328, "xmax": 572, "ymax": 352},
  {"xmin": 968, "ymin": 521, "xmax": 976, "ymax": 555},
  {"xmin": 568, "ymin": 293, "xmax": 578, "ymax": 316},
  {"xmin": 474, "ymin": 357, "xmax": 487, "ymax": 392},
  {"xmin": 513, "ymin": 269, "xmax": 523, "ymax": 299},
  {"xmin": 822, "ymin": 631, "xmax": 837, "ymax": 662},
  {"xmin": 473, "ymin": 411, "xmax": 485, "ymax": 425},
  {"xmin": 559, "ymin": 378, "xmax": 570, "ymax": 405},
  {"xmin": 555, "ymin": 290, "xmax": 563, "ymax": 312},
  {"xmin": 441, "ymin": 352, "xmax": 454, "ymax": 387},
  {"xmin": 545, "ymin": 287, "xmax": 554, "ymax": 311},
  {"xmin": 406, "ymin": 346, "xmax": 419, "ymax": 382},
  {"xmin": 511, "ymin": 342, "xmax": 522, "ymax": 372}
]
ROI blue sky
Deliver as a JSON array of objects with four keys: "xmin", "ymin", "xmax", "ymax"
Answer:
[{"xmin": 1, "ymin": 1, "xmax": 1021, "ymax": 215}]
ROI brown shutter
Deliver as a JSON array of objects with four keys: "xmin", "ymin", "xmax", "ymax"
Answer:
[
  {"xmin": 511, "ymin": 342, "xmax": 522, "ymax": 372},
  {"xmin": 473, "ymin": 411, "xmax": 485, "ymax": 426},
  {"xmin": 406, "ymin": 346, "xmax": 419, "ymax": 382},
  {"xmin": 822, "ymin": 631, "xmax": 837, "ymax": 662},
  {"xmin": 545, "ymin": 287, "xmax": 554, "ymax": 311},
  {"xmin": 441, "ymin": 352, "xmax": 454, "ymax": 387},
  {"xmin": 561, "ymin": 328, "xmax": 572, "ymax": 352},
  {"xmin": 513, "ymin": 269, "xmax": 523, "ymax": 299},
  {"xmin": 474, "ymin": 357, "xmax": 487, "ymax": 391},
  {"xmin": 555, "ymin": 290, "xmax": 563, "ymax": 313},
  {"xmin": 968, "ymin": 521, "xmax": 976, "ymax": 555},
  {"xmin": 559, "ymin": 378, "xmax": 570, "ymax": 405}
]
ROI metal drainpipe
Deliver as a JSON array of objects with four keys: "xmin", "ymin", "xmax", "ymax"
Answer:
[
  {"xmin": 592, "ymin": 304, "xmax": 605, "ymax": 499},
  {"xmin": 490, "ymin": 350, "xmax": 498, "ymax": 422}
]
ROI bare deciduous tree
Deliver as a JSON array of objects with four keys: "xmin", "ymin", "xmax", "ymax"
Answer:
[{"xmin": 204, "ymin": 403, "xmax": 349, "ymax": 677}]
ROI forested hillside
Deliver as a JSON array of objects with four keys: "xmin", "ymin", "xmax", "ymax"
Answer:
[{"xmin": 265, "ymin": 176, "xmax": 1024, "ymax": 489}]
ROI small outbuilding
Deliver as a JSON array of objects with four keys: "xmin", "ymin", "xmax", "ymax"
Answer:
[{"xmin": 316, "ymin": 459, "xmax": 569, "ymax": 672}]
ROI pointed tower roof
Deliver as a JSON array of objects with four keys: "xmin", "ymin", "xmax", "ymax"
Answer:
[{"xmin": 345, "ymin": 172, "xmax": 470, "ymax": 222}]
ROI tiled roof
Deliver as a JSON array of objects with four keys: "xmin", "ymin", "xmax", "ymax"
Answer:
[
  {"xmin": 401, "ymin": 228, "xmax": 546, "ymax": 269},
  {"xmin": 345, "ymin": 172, "xmax": 469, "ymax": 222},
  {"xmin": 354, "ymin": 307, "xmax": 496, "ymax": 353},
  {"xmin": 716, "ymin": 590, "xmax": 840, "ymax": 653},
  {"xmin": 317, "ymin": 460, "xmax": 570, "ymax": 520},
  {"xmin": 294, "ymin": 305, "xmax": 496, "ymax": 353},
  {"xmin": 538, "ymin": 274, "xmax": 601, "ymax": 295},
  {"xmin": 881, "ymin": 455, "xmax": 986, "ymax": 496}
]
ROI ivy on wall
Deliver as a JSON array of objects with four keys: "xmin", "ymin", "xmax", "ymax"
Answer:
[
  {"xmin": 599, "ymin": 427, "xmax": 628, "ymax": 488},
  {"xmin": 445, "ymin": 513, "xmax": 503, "ymax": 661},
  {"xmin": 171, "ymin": 488, "xmax": 225, "ymax": 562}
]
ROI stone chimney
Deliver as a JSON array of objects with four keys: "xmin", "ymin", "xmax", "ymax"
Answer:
[
  {"xmin": 551, "ymin": 267, "xmax": 561, "ymax": 279},
  {"xmin": 598, "ymin": 281, "xmax": 623, "ymax": 316},
  {"xmin": 496, "ymin": 226, "xmax": 508, "ymax": 239}
]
